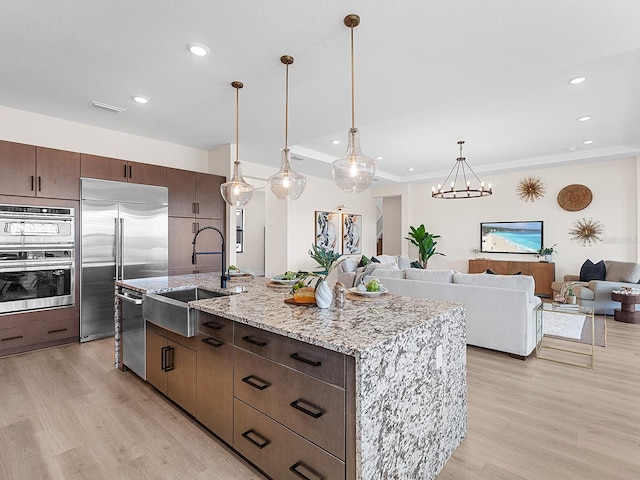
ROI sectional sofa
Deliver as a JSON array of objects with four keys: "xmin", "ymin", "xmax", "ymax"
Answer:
[{"xmin": 355, "ymin": 266, "xmax": 542, "ymax": 357}]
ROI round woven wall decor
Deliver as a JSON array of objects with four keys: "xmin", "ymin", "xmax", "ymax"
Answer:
[{"xmin": 557, "ymin": 184, "xmax": 592, "ymax": 211}]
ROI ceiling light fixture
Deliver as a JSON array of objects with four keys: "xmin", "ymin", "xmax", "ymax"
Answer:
[
  {"xmin": 583, "ymin": 140, "xmax": 594, "ymax": 145},
  {"xmin": 407, "ymin": 167, "xmax": 414, "ymax": 172},
  {"xmin": 569, "ymin": 77, "xmax": 586, "ymax": 85},
  {"xmin": 220, "ymin": 81, "xmax": 254, "ymax": 207},
  {"xmin": 331, "ymin": 14, "xmax": 376, "ymax": 193},
  {"xmin": 187, "ymin": 43, "xmax": 210, "ymax": 56},
  {"xmin": 331, "ymin": 140, "xmax": 341, "ymax": 145},
  {"xmin": 577, "ymin": 116, "xmax": 591, "ymax": 122},
  {"xmin": 432, "ymin": 141, "xmax": 492, "ymax": 199},
  {"xmin": 268, "ymin": 55, "xmax": 306, "ymax": 201},
  {"xmin": 132, "ymin": 95, "xmax": 149, "ymax": 104}
]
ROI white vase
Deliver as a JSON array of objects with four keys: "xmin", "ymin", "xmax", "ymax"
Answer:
[
  {"xmin": 315, "ymin": 280, "xmax": 333, "ymax": 309},
  {"xmin": 545, "ymin": 254, "xmax": 553, "ymax": 262}
]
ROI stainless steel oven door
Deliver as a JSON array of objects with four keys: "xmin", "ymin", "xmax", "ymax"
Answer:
[{"xmin": 0, "ymin": 258, "xmax": 75, "ymax": 314}]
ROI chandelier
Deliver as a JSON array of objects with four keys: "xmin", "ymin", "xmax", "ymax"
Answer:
[{"xmin": 432, "ymin": 141, "xmax": 492, "ymax": 199}]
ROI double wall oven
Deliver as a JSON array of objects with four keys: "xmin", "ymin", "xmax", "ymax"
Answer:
[{"xmin": 0, "ymin": 205, "xmax": 75, "ymax": 314}]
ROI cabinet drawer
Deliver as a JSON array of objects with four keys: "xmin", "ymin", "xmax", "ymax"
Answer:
[
  {"xmin": 196, "ymin": 311, "xmax": 233, "ymax": 344},
  {"xmin": 234, "ymin": 399, "xmax": 345, "ymax": 480},
  {"xmin": 34, "ymin": 317, "xmax": 79, "ymax": 343},
  {"xmin": 234, "ymin": 322, "xmax": 345, "ymax": 387},
  {"xmin": 0, "ymin": 326, "xmax": 32, "ymax": 352},
  {"xmin": 235, "ymin": 348, "xmax": 345, "ymax": 460}
]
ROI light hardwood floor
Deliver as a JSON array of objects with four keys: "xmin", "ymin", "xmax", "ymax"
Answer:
[{"xmin": 1, "ymin": 317, "xmax": 638, "ymax": 480}]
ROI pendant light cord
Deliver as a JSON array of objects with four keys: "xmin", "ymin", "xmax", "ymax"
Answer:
[
  {"xmin": 235, "ymin": 85, "xmax": 240, "ymax": 167},
  {"xmin": 350, "ymin": 24, "xmax": 355, "ymax": 129},
  {"xmin": 285, "ymin": 61, "xmax": 289, "ymax": 149}
]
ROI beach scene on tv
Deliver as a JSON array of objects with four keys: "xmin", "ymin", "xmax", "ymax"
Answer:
[{"xmin": 481, "ymin": 222, "xmax": 542, "ymax": 253}]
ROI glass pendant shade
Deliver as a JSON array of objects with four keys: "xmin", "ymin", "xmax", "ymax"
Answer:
[
  {"xmin": 268, "ymin": 148, "xmax": 306, "ymax": 200},
  {"xmin": 331, "ymin": 128, "xmax": 376, "ymax": 193},
  {"xmin": 221, "ymin": 81, "xmax": 254, "ymax": 207},
  {"xmin": 220, "ymin": 162, "xmax": 253, "ymax": 207}
]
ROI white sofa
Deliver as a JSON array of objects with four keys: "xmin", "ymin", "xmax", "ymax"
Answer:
[{"xmin": 369, "ymin": 267, "xmax": 542, "ymax": 357}]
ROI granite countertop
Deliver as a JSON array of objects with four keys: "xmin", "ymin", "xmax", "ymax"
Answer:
[{"xmin": 117, "ymin": 273, "xmax": 463, "ymax": 356}]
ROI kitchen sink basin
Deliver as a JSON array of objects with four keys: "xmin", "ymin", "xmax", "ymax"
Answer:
[{"xmin": 143, "ymin": 287, "xmax": 228, "ymax": 337}]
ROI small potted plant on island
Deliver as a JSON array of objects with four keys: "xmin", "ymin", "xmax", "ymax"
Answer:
[{"xmin": 535, "ymin": 244, "xmax": 557, "ymax": 262}]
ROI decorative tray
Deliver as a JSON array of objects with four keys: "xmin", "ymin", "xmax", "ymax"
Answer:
[{"xmin": 284, "ymin": 297, "xmax": 316, "ymax": 307}]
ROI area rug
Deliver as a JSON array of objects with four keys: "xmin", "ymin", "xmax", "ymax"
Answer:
[{"xmin": 543, "ymin": 311, "xmax": 607, "ymax": 347}]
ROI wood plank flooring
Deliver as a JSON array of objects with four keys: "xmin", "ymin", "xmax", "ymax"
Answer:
[{"xmin": 0, "ymin": 316, "xmax": 638, "ymax": 479}]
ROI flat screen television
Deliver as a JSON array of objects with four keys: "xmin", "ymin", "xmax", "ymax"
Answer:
[{"xmin": 480, "ymin": 221, "xmax": 543, "ymax": 254}]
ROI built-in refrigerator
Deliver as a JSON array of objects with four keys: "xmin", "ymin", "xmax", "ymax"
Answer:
[{"xmin": 80, "ymin": 178, "xmax": 168, "ymax": 377}]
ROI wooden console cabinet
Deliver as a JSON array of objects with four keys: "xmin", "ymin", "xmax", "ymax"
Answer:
[{"xmin": 469, "ymin": 259, "xmax": 555, "ymax": 297}]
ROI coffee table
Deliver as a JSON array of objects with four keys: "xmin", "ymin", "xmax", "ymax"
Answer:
[
  {"xmin": 611, "ymin": 291, "xmax": 640, "ymax": 324},
  {"xmin": 535, "ymin": 303, "xmax": 595, "ymax": 369}
]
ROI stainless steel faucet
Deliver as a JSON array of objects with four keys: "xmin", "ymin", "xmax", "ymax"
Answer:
[{"xmin": 191, "ymin": 225, "xmax": 228, "ymax": 288}]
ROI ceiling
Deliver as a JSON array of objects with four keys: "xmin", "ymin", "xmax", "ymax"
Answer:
[{"xmin": 2, "ymin": 1, "xmax": 640, "ymax": 186}]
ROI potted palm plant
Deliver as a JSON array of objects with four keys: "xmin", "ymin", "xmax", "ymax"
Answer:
[
  {"xmin": 405, "ymin": 224, "xmax": 445, "ymax": 268},
  {"xmin": 295, "ymin": 244, "xmax": 341, "ymax": 308}
]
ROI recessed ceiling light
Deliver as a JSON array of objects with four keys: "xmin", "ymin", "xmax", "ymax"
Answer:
[
  {"xmin": 187, "ymin": 43, "xmax": 210, "ymax": 56},
  {"xmin": 132, "ymin": 95, "xmax": 150, "ymax": 104},
  {"xmin": 331, "ymin": 140, "xmax": 341, "ymax": 145},
  {"xmin": 583, "ymin": 140, "xmax": 594, "ymax": 145},
  {"xmin": 577, "ymin": 116, "xmax": 591, "ymax": 122},
  {"xmin": 376, "ymin": 156, "xmax": 383, "ymax": 161},
  {"xmin": 407, "ymin": 167, "xmax": 414, "ymax": 172},
  {"xmin": 569, "ymin": 77, "xmax": 586, "ymax": 85}
]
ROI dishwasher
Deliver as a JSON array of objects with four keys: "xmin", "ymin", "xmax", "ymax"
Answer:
[{"xmin": 116, "ymin": 287, "xmax": 146, "ymax": 379}]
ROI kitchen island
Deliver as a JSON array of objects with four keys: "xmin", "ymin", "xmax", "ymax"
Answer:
[{"xmin": 115, "ymin": 273, "xmax": 467, "ymax": 480}]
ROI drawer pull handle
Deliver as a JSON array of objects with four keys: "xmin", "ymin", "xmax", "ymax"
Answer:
[
  {"xmin": 241, "ymin": 429, "xmax": 270, "ymax": 449},
  {"xmin": 241, "ymin": 375, "xmax": 270, "ymax": 390},
  {"xmin": 290, "ymin": 461, "xmax": 323, "ymax": 480},
  {"xmin": 202, "ymin": 337, "xmax": 224, "ymax": 348},
  {"xmin": 242, "ymin": 335, "xmax": 267, "ymax": 347},
  {"xmin": 1, "ymin": 335, "xmax": 24, "ymax": 342},
  {"xmin": 47, "ymin": 328, "xmax": 68, "ymax": 334},
  {"xmin": 201, "ymin": 321, "xmax": 222, "ymax": 330},
  {"xmin": 162, "ymin": 346, "xmax": 174, "ymax": 372},
  {"xmin": 290, "ymin": 399, "xmax": 324, "ymax": 419},
  {"xmin": 290, "ymin": 352, "xmax": 322, "ymax": 367}
]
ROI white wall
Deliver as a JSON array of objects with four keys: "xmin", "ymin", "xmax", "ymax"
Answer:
[
  {"xmin": 236, "ymin": 190, "xmax": 265, "ymax": 275},
  {"xmin": 402, "ymin": 157, "xmax": 638, "ymax": 281},
  {"xmin": 0, "ymin": 105, "xmax": 209, "ymax": 171},
  {"xmin": 382, "ymin": 196, "xmax": 402, "ymax": 254}
]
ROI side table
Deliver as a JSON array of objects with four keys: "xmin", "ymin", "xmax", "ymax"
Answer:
[{"xmin": 611, "ymin": 291, "xmax": 640, "ymax": 324}]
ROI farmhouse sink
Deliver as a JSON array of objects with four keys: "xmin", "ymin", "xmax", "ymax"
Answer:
[{"xmin": 143, "ymin": 287, "xmax": 228, "ymax": 337}]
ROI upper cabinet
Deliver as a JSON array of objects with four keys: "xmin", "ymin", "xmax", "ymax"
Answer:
[
  {"xmin": 81, "ymin": 154, "xmax": 167, "ymax": 187},
  {"xmin": 0, "ymin": 141, "xmax": 80, "ymax": 200},
  {"xmin": 167, "ymin": 168, "xmax": 224, "ymax": 220}
]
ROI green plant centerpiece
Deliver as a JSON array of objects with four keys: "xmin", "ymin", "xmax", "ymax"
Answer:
[
  {"xmin": 535, "ymin": 244, "xmax": 557, "ymax": 261},
  {"xmin": 405, "ymin": 224, "xmax": 445, "ymax": 268}
]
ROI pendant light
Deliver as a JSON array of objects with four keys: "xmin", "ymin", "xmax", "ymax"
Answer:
[
  {"xmin": 331, "ymin": 14, "xmax": 376, "ymax": 193},
  {"xmin": 268, "ymin": 55, "xmax": 306, "ymax": 200},
  {"xmin": 220, "ymin": 81, "xmax": 254, "ymax": 207},
  {"xmin": 432, "ymin": 141, "xmax": 492, "ymax": 199}
]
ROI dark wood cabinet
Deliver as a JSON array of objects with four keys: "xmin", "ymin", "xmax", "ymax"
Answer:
[
  {"xmin": 146, "ymin": 322, "xmax": 197, "ymax": 415},
  {"xmin": 81, "ymin": 154, "xmax": 167, "ymax": 186},
  {"xmin": 196, "ymin": 312, "xmax": 234, "ymax": 444},
  {"xmin": 468, "ymin": 259, "xmax": 555, "ymax": 297},
  {"xmin": 0, "ymin": 141, "xmax": 80, "ymax": 200},
  {"xmin": 167, "ymin": 168, "xmax": 225, "ymax": 276},
  {"xmin": 167, "ymin": 168, "xmax": 224, "ymax": 220}
]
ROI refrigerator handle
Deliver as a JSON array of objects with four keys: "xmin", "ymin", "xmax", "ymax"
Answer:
[
  {"xmin": 114, "ymin": 217, "xmax": 120, "ymax": 280},
  {"xmin": 119, "ymin": 218, "xmax": 125, "ymax": 280}
]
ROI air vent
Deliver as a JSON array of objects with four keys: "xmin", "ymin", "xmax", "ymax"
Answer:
[{"xmin": 90, "ymin": 101, "xmax": 125, "ymax": 113}]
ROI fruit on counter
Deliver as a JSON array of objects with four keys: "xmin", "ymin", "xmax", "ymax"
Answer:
[
  {"xmin": 275, "ymin": 270, "xmax": 297, "ymax": 280},
  {"xmin": 228, "ymin": 265, "xmax": 239, "ymax": 272},
  {"xmin": 292, "ymin": 286, "xmax": 316, "ymax": 304},
  {"xmin": 366, "ymin": 279, "xmax": 382, "ymax": 292}
]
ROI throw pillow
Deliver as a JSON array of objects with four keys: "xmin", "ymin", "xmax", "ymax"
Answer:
[
  {"xmin": 486, "ymin": 269, "xmax": 521, "ymax": 275},
  {"xmin": 580, "ymin": 259, "xmax": 606, "ymax": 282},
  {"xmin": 410, "ymin": 260, "xmax": 424, "ymax": 269},
  {"xmin": 358, "ymin": 255, "xmax": 371, "ymax": 268},
  {"xmin": 604, "ymin": 261, "xmax": 640, "ymax": 283},
  {"xmin": 396, "ymin": 254, "xmax": 412, "ymax": 270},
  {"xmin": 374, "ymin": 254, "xmax": 397, "ymax": 265},
  {"xmin": 341, "ymin": 258, "xmax": 358, "ymax": 273},
  {"xmin": 371, "ymin": 256, "xmax": 380, "ymax": 263}
]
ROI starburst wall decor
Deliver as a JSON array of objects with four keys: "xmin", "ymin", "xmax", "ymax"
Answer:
[
  {"xmin": 569, "ymin": 218, "xmax": 604, "ymax": 246},
  {"xmin": 516, "ymin": 176, "xmax": 546, "ymax": 202}
]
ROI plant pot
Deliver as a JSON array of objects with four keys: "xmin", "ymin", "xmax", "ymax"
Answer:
[
  {"xmin": 545, "ymin": 254, "xmax": 553, "ymax": 262},
  {"xmin": 566, "ymin": 295, "xmax": 577, "ymax": 305},
  {"xmin": 315, "ymin": 280, "xmax": 333, "ymax": 309}
]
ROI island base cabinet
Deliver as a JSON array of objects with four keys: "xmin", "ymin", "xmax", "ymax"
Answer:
[
  {"xmin": 146, "ymin": 323, "xmax": 197, "ymax": 415},
  {"xmin": 196, "ymin": 331, "xmax": 234, "ymax": 445},
  {"xmin": 234, "ymin": 399, "xmax": 345, "ymax": 480}
]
